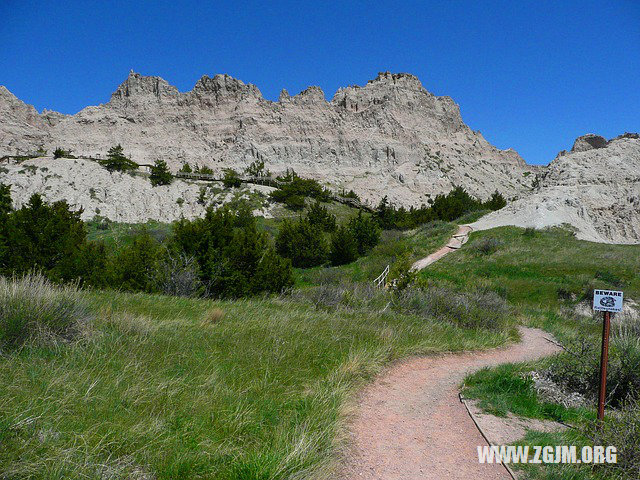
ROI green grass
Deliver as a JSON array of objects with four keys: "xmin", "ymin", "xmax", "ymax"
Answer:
[
  {"xmin": 86, "ymin": 219, "xmax": 173, "ymax": 248},
  {"xmin": 296, "ymin": 220, "xmax": 456, "ymax": 287},
  {"xmin": 463, "ymin": 362, "xmax": 592, "ymax": 423},
  {"xmin": 420, "ymin": 226, "xmax": 640, "ymax": 337},
  {"xmin": 0, "ymin": 290, "xmax": 511, "ymax": 479}
]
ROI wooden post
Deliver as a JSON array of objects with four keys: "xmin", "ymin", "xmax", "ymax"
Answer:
[{"xmin": 597, "ymin": 310, "xmax": 611, "ymax": 423}]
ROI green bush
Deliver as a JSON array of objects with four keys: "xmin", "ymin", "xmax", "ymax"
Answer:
[
  {"xmin": 0, "ymin": 272, "xmax": 92, "ymax": 350},
  {"xmin": 173, "ymin": 203, "xmax": 293, "ymax": 297},
  {"xmin": 100, "ymin": 145, "xmax": 137, "ymax": 172},
  {"xmin": 545, "ymin": 315, "xmax": 640, "ymax": 407},
  {"xmin": 53, "ymin": 147, "xmax": 73, "ymax": 159},
  {"xmin": 110, "ymin": 231, "xmax": 163, "ymax": 293},
  {"xmin": 348, "ymin": 211, "xmax": 380, "ymax": 255},
  {"xmin": 472, "ymin": 237, "xmax": 502, "ymax": 255},
  {"xmin": 269, "ymin": 172, "xmax": 331, "ymax": 208},
  {"xmin": 276, "ymin": 217, "xmax": 328, "ymax": 268},
  {"xmin": 179, "ymin": 162, "xmax": 193, "ymax": 173},
  {"xmin": 222, "ymin": 168, "xmax": 242, "ymax": 188},
  {"xmin": 591, "ymin": 397, "xmax": 640, "ymax": 479},
  {"xmin": 329, "ymin": 225, "xmax": 358, "ymax": 266},
  {"xmin": 150, "ymin": 159, "xmax": 173, "ymax": 186},
  {"xmin": 483, "ymin": 190, "xmax": 507, "ymax": 211},
  {"xmin": 307, "ymin": 202, "xmax": 336, "ymax": 232},
  {"xmin": 1, "ymin": 194, "xmax": 87, "ymax": 280}
]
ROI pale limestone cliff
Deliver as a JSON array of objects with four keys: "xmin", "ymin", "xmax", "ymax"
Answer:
[{"xmin": 0, "ymin": 72, "xmax": 536, "ymax": 207}]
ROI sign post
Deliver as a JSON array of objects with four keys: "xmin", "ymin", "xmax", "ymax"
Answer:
[{"xmin": 592, "ymin": 289, "xmax": 623, "ymax": 423}]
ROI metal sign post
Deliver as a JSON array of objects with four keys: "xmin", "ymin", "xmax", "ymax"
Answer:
[{"xmin": 592, "ymin": 289, "xmax": 623, "ymax": 423}]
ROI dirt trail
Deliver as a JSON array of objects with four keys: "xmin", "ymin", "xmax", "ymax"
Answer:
[
  {"xmin": 410, "ymin": 225, "xmax": 473, "ymax": 272},
  {"xmin": 340, "ymin": 327, "xmax": 561, "ymax": 479}
]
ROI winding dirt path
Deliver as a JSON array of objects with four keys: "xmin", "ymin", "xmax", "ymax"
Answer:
[
  {"xmin": 410, "ymin": 225, "xmax": 473, "ymax": 272},
  {"xmin": 340, "ymin": 327, "xmax": 561, "ymax": 479}
]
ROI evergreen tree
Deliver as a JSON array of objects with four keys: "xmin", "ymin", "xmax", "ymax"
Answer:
[
  {"xmin": 222, "ymin": 168, "xmax": 242, "ymax": 188},
  {"xmin": 306, "ymin": 202, "xmax": 337, "ymax": 232},
  {"xmin": 179, "ymin": 162, "xmax": 193, "ymax": 173},
  {"xmin": 483, "ymin": 190, "xmax": 507, "ymax": 211},
  {"xmin": 329, "ymin": 225, "xmax": 359, "ymax": 266},
  {"xmin": 348, "ymin": 211, "xmax": 381, "ymax": 255},
  {"xmin": 275, "ymin": 217, "xmax": 328, "ymax": 268},
  {"xmin": 101, "ymin": 145, "xmax": 138, "ymax": 172},
  {"xmin": 150, "ymin": 159, "xmax": 173, "ymax": 186}
]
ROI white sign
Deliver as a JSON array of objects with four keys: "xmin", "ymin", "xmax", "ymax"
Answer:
[{"xmin": 593, "ymin": 289, "xmax": 624, "ymax": 313}]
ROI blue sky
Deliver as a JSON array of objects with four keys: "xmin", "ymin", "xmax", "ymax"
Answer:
[{"xmin": 1, "ymin": 0, "xmax": 638, "ymax": 165}]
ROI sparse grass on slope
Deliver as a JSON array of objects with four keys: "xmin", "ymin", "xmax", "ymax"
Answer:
[{"xmin": 0, "ymin": 288, "xmax": 512, "ymax": 479}]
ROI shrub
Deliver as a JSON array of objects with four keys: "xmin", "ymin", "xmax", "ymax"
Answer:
[
  {"xmin": 156, "ymin": 251, "xmax": 203, "ymax": 297},
  {"xmin": 150, "ymin": 159, "xmax": 173, "ymax": 186},
  {"xmin": 179, "ymin": 162, "xmax": 193, "ymax": 173},
  {"xmin": 173, "ymin": 203, "xmax": 293, "ymax": 298},
  {"xmin": 546, "ymin": 314, "xmax": 640, "ymax": 407},
  {"xmin": 522, "ymin": 227, "xmax": 537, "ymax": 237},
  {"xmin": 222, "ymin": 168, "xmax": 242, "ymax": 188},
  {"xmin": 1, "ymin": 194, "xmax": 87, "ymax": 280},
  {"xmin": 348, "ymin": 211, "xmax": 381, "ymax": 255},
  {"xmin": 269, "ymin": 174, "xmax": 331, "ymax": 207},
  {"xmin": 194, "ymin": 164, "xmax": 214, "ymax": 175},
  {"xmin": 53, "ymin": 147, "xmax": 72, "ymax": 159},
  {"xmin": 307, "ymin": 202, "xmax": 336, "ymax": 232},
  {"xmin": 394, "ymin": 286, "xmax": 511, "ymax": 330},
  {"xmin": 276, "ymin": 217, "xmax": 328, "ymax": 268},
  {"xmin": 329, "ymin": 225, "xmax": 358, "ymax": 266},
  {"xmin": 431, "ymin": 186, "xmax": 482, "ymax": 221},
  {"xmin": 591, "ymin": 397, "xmax": 640, "ymax": 479},
  {"xmin": 100, "ymin": 145, "xmax": 137, "ymax": 172},
  {"xmin": 245, "ymin": 159, "xmax": 270, "ymax": 177},
  {"xmin": 0, "ymin": 272, "xmax": 92, "ymax": 350},
  {"xmin": 473, "ymin": 237, "xmax": 502, "ymax": 255},
  {"xmin": 483, "ymin": 190, "xmax": 507, "ymax": 211},
  {"xmin": 110, "ymin": 231, "xmax": 163, "ymax": 293}
]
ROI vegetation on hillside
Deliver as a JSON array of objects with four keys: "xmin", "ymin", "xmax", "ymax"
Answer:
[{"xmin": 99, "ymin": 144, "xmax": 138, "ymax": 172}]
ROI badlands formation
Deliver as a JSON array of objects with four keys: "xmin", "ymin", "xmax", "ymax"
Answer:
[
  {"xmin": 471, "ymin": 133, "xmax": 640, "ymax": 244},
  {"xmin": 0, "ymin": 72, "xmax": 638, "ymax": 244},
  {"xmin": 1, "ymin": 71, "xmax": 534, "ymax": 207}
]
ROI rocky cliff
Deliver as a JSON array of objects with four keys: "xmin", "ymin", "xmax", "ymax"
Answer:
[
  {"xmin": 471, "ymin": 134, "xmax": 640, "ymax": 244},
  {"xmin": 0, "ymin": 71, "xmax": 536, "ymax": 206}
]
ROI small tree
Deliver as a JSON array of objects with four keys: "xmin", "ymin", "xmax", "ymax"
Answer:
[
  {"xmin": 307, "ymin": 202, "xmax": 337, "ymax": 232},
  {"xmin": 483, "ymin": 190, "xmax": 507, "ymax": 211},
  {"xmin": 329, "ymin": 225, "xmax": 358, "ymax": 266},
  {"xmin": 275, "ymin": 217, "xmax": 328, "ymax": 268},
  {"xmin": 150, "ymin": 159, "xmax": 173, "ymax": 186},
  {"xmin": 53, "ymin": 147, "xmax": 71, "ymax": 159},
  {"xmin": 222, "ymin": 169, "xmax": 242, "ymax": 188},
  {"xmin": 349, "ymin": 211, "xmax": 381, "ymax": 255},
  {"xmin": 101, "ymin": 145, "xmax": 137, "ymax": 172},
  {"xmin": 179, "ymin": 162, "xmax": 193, "ymax": 173}
]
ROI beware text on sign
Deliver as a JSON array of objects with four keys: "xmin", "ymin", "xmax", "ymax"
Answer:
[{"xmin": 593, "ymin": 289, "xmax": 624, "ymax": 313}]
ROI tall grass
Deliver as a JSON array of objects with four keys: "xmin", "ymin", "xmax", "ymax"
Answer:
[
  {"xmin": 0, "ymin": 273, "xmax": 92, "ymax": 350},
  {"xmin": 0, "ymin": 290, "xmax": 510, "ymax": 479}
]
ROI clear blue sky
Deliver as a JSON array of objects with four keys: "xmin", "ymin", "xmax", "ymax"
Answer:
[{"xmin": 1, "ymin": 0, "xmax": 638, "ymax": 165}]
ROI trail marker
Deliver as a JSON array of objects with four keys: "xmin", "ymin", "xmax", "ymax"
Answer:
[{"xmin": 593, "ymin": 289, "xmax": 623, "ymax": 423}]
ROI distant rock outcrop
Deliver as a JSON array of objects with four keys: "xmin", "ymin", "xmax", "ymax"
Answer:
[
  {"xmin": 471, "ymin": 134, "xmax": 640, "ymax": 244},
  {"xmin": 0, "ymin": 71, "xmax": 536, "ymax": 207}
]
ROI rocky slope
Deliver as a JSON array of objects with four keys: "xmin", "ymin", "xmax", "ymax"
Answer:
[
  {"xmin": 0, "ymin": 157, "xmax": 275, "ymax": 223},
  {"xmin": 470, "ymin": 134, "xmax": 640, "ymax": 244},
  {"xmin": 0, "ymin": 71, "xmax": 536, "ymax": 206}
]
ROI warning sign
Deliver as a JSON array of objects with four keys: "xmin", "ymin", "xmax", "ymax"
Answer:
[{"xmin": 593, "ymin": 290, "xmax": 624, "ymax": 313}]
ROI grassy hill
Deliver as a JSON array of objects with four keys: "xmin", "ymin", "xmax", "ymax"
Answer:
[{"xmin": 2, "ymin": 217, "xmax": 639, "ymax": 479}]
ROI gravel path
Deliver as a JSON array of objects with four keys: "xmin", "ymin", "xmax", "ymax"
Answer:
[
  {"xmin": 340, "ymin": 327, "xmax": 561, "ymax": 479},
  {"xmin": 410, "ymin": 225, "xmax": 473, "ymax": 272}
]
